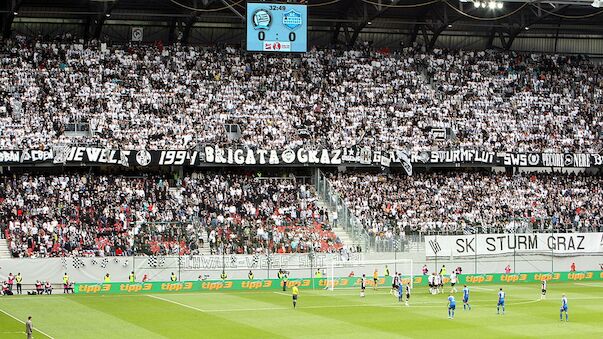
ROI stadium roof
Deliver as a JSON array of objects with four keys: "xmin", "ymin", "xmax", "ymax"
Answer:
[{"xmin": 2, "ymin": 0, "xmax": 603, "ymax": 49}]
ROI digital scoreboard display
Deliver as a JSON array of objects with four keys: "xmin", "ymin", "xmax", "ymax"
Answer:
[{"xmin": 246, "ymin": 2, "xmax": 307, "ymax": 53}]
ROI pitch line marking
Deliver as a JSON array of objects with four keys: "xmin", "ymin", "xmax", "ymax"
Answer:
[
  {"xmin": 0, "ymin": 308, "xmax": 56, "ymax": 339},
  {"xmin": 146, "ymin": 295, "xmax": 544, "ymax": 313},
  {"xmin": 273, "ymin": 292, "xmax": 290, "ymax": 296},
  {"xmin": 574, "ymin": 282, "xmax": 603, "ymax": 288},
  {"xmin": 470, "ymin": 286, "xmax": 495, "ymax": 291},
  {"xmin": 147, "ymin": 295, "xmax": 208, "ymax": 313}
]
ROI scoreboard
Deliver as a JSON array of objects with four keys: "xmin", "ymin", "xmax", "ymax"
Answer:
[{"xmin": 246, "ymin": 2, "xmax": 307, "ymax": 53}]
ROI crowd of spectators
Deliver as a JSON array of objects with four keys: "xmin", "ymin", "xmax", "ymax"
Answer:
[
  {"xmin": 1, "ymin": 36, "xmax": 602, "ymax": 255},
  {"xmin": 1, "ymin": 37, "xmax": 601, "ymax": 152},
  {"xmin": 0, "ymin": 173, "xmax": 341, "ymax": 258},
  {"xmin": 328, "ymin": 171, "xmax": 603, "ymax": 241}
]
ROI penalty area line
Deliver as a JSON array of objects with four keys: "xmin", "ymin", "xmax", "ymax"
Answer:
[
  {"xmin": 574, "ymin": 282, "xmax": 603, "ymax": 288},
  {"xmin": 0, "ymin": 308, "xmax": 56, "ymax": 339},
  {"xmin": 470, "ymin": 286, "xmax": 495, "ymax": 291},
  {"xmin": 144, "ymin": 296, "xmax": 545, "ymax": 313},
  {"xmin": 147, "ymin": 295, "xmax": 208, "ymax": 313},
  {"xmin": 273, "ymin": 292, "xmax": 290, "ymax": 296}
]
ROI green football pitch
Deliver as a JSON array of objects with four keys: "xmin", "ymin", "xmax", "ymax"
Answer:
[{"xmin": 1, "ymin": 281, "xmax": 602, "ymax": 339}]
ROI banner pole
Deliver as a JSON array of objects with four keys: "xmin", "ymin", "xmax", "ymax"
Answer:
[
  {"xmin": 513, "ymin": 248, "xmax": 516, "ymax": 274},
  {"xmin": 474, "ymin": 230, "xmax": 477, "ymax": 274},
  {"xmin": 310, "ymin": 252, "xmax": 314, "ymax": 290},
  {"xmin": 434, "ymin": 234, "xmax": 438, "ymax": 275},
  {"xmin": 551, "ymin": 224, "xmax": 554, "ymax": 274},
  {"xmin": 267, "ymin": 249, "xmax": 271, "ymax": 280},
  {"xmin": 394, "ymin": 242, "xmax": 397, "ymax": 274},
  {"xmin": 179, "ymin": 223, "xmax": 182, "ymax": 281}
]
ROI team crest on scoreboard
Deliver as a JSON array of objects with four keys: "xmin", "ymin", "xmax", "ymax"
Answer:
[
  {"xmin": 252, "ymin": 9, "xmax": 272, "ymax": 30},
  {"xmin": 282, "ymin": 10, "xmax": 302, "ymax": 30}
]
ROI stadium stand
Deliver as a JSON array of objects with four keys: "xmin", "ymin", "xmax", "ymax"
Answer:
[
  {"xmin": 0, "ymin": 38, "xmax": 601, "ymax": 152},
  {"xmin": 0, "ymin": 173, "xmax": 341, "ymax": 258},
  {"xmin": 328, "ymin": 171, "xmax": 603, "ymax": 239}
]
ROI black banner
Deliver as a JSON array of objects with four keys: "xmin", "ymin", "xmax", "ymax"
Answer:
[
  {"xmin": 411, "ymin": 149, "xmax": 603, "ymax": 168},
  {"xmin": 0, "ymin": 147, "xmax": 601, "ymax": 169}
]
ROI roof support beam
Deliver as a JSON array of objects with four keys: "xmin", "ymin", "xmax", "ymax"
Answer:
[
  {"xmin": 220, "ymin": 0, "xmax": 243, "ymax": 20},
  {"xmin": 348, "ymin": 0, "xmax": 400, "ymax": 47},
  {"xmin": 503, "ymin": 4, "xmax": 569, "ymax": 50},
  {"xmin": 89, "ymin": 0, "xmax": 119, "ymax": 40},
  {"xmin": 2, "ymin": 0, "xmax": 22, "ymax": 38},
  {"xmin": 168, "ymin": 17, "xmax": 178, "ymax": 44}
]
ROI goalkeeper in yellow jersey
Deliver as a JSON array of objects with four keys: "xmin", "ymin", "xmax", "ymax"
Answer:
[{"xmin": 292, "ymin": 285, "xmax": 299, "ymax": 309}]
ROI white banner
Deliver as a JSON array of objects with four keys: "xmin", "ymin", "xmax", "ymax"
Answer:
[{"xmin": 425, "ymin": 233, "xmax": 603, "ymax": 257}]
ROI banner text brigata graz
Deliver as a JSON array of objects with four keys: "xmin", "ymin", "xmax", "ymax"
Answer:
[{"xmin": 0, "ymin": 146, "xmax": 601, "ymax": 169}]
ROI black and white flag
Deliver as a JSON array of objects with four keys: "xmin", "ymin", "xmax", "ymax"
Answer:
[
  {"xmin": 147, "ymin": 256, "xmax": 166, "ymax": 268},
  {"xmin": 72, "ymin": 257, "xmax": 85, "ymax": 269}
]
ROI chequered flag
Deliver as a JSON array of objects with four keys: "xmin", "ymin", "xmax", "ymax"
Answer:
[
  {"xmin": 90, "ymin": 259, "xmax": 97, "ymax": 266},
  {"xmin": 393, "ymin": 239, "xmax": 400, "ymax": 250},
  {"xmin": 61, "ymin": 257, "xmax": 67, "ymax": 269},
  {"xmin": 251, "ymin": 254, "xmax": 260, "ymax": 268},
  {"xmin": 147, "ymin": 256, "xmax": 166, "ymax": 268},
  {"xmin": 100, "ymin": 258, "xmax": 109, "ymax": 269},
  {"xmin": 148, "ymin": 256, "xmax": 158, "ymax": 268},
  {"xmin": 72, "ymin": 257, "xmax": 85, "ymax": 269}
]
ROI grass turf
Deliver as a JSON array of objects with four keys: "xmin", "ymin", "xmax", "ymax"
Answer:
[{"xmin": 0, "ymin": 281, "xmax": 602, "ymax": 338}]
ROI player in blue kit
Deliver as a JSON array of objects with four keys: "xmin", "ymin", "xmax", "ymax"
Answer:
[
  {"xmin": 398, "ymin": 281, "xmax": 404, "ymax": 303},
  {"xmin": 560, "ymin": 294, "xmax": 568, "ymax": 322},
  {"xmin": 463, "ymin": 285, "xmax": 471, "ymax": 310},
  {"xmin": 497, "ymin": 288, "xmax": 505, "ymax": 315},
  {"xmin": 447, "ymin": 293, "xmax": 456, "ymax": 319}
]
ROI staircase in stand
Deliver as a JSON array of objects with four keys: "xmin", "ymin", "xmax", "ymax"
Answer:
[
  {"xmin": 197, "ymin": 228, "xmax": 212, "ymax": 255},
  {"xmin": 0, "ymin": 238, "xmax": 12, "ymax": 259},
  {"xmin": 315, "ymin": 199, "xmax": 358, "ymax": 251}
]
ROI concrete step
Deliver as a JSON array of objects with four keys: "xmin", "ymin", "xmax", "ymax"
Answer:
[
  {"xmin": 0, "ymin": 238, "xmax": 12, "ymax": 259},
  {"xmin": 315, "ymin": 197, "xmax": 356, "ymax": 249},
  {"xmin": 197, "ymin": 228, "xmax": 212, "ymax": 256}
]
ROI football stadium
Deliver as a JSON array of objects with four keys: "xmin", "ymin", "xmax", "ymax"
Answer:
[{"xmin": 1, "ymin": 0, "xmax": 603, "ymax": 338}]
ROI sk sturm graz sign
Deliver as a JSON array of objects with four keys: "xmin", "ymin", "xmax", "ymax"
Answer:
[{"xmin": 425, "ymin": 233, "xmax": 603, "ymax": 258}]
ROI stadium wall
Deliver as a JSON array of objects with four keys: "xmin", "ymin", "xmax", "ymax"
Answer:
[{"xmin": 1, "ymin": 252, "xmax": 602, "ymax": 285}]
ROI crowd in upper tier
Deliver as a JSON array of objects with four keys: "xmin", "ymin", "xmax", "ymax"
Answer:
[
  {"xmin": 0, "ymin": 173, "xmax": 342, "ymax": 258},
  {"xmin": 328, "ymin": 172, "xmax": 603, "ymax": 241},
  {"xmin": 1, "ymin": 36, "xmax": 601, "ymax": 153}
]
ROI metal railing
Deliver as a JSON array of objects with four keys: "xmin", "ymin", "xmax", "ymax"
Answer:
[{"xmin": 314, "ymin": 169, "xmax": 371, "ymax": 251}]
